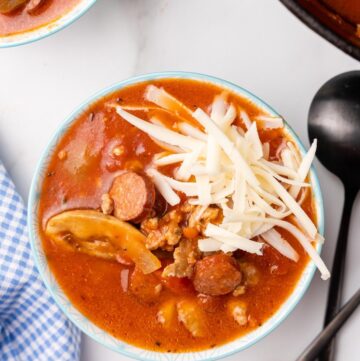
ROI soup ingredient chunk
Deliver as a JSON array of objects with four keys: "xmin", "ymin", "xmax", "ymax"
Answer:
[
  {"xmin": 38, "ymin": 79, "xmax": 330, "ymax": 352},
  {"xmin": 228, "ymin": 300, "xmax": 248, "ymax": 326},
  {"xmin": 45, "ymin": 210, "xmax": 161, "ymax": 274},
  {"xmin": 177, "ymin": 299, "xmax": 205, "ymax": 337},
  {"xmin": 130, "ymin": 267, "xmax": 162, "ymax": 303},
  {"xmin": 161, "ymin": 275, "xmax": 195, "ymax": 295},
  {"xmin": 100, "ymin": 193, "xmax": 114, "ymax": 215},
  {"xmin": 25, "ymin": 0, "xmax": 45, "ymax": 14},
  {"xmin": 162, "ymin": 239, "xmax": 200, "ymax": 278},
  {"xmin": 110, "ymin": 171, "xmax": 155, "ymax": 223},
  {"xmin": 142, "ymin": 209, "xmax": 184, "ymax": 251},
  {"xmin": 193, "ymin": 254, "xmax": 242, "ymax": 296},
  {"xmin": 0, "ymin": 0, "xmax": 27, "ymax": 14},
  {"xmin": 238, "ymin": 262, "xmax": 260, "ymax": 286},
  {"xmin": 157, "ymin": 300, "xmax": 177, "ymax": 328}
]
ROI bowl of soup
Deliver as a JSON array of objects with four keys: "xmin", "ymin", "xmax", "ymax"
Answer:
[
  {"xmin": 28, "ymin": 72, "xmax": 329, "ymax": 360},
  {"xmin": 0, "ymin": 0, "xmax": 96, "ymax": 47}
]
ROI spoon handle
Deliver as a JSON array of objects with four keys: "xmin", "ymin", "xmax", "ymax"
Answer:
[
  {"xmin": 319, "ymin": 185, "xmax": 358, "ymax": 361},
  {"xmin": 296, "ymin": 288, "xmax": 360, "ymax": 361}
]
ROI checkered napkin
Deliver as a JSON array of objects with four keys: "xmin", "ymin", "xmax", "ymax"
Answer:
[{"xmin": 0, "ymin": 162, "xmax": 81, "ymax": 361}]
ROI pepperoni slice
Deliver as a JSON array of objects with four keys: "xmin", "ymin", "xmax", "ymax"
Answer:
[{"xmin": 110, "ymin": 171, "xmax": 155, "ymax": 223}]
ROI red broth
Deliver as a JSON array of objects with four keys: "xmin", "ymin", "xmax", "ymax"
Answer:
[
  {"xmin": 38, "ymin": 79, "xmax": 315, "ymax": 352},
  {"xmin": 0, "ymin": 0, "xmax": 80, "ymax": 36},
  {"xmin": 321, "ymin": 0, "xmax": 360, "ymax": 24}
]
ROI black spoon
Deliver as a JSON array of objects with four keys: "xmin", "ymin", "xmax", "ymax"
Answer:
[
  {"xmin": 296, "ymin": 288, "xmax": 360, "ymax": 361},
  {"xmin": 308, "ymin": 70, "xmax": 360, "ymax": 361}
]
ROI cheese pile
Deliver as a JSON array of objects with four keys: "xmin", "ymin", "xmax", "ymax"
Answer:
[{"xmin": 115, "ymin": 85, "xmax": 330, "ymax": 280}]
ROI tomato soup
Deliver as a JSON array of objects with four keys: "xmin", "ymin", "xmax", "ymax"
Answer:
[
  {"xmin": 0, "ymin": 0, "xmax": 81, "ymax": 36},
  {"xmin": 38, "ymin": 79, "xmax": 327, "ymax": 352}
]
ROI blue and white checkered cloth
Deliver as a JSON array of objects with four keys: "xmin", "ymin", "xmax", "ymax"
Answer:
[{"xmin": 0, "ymin": 161, "xmax": 81, "ymax": 361}]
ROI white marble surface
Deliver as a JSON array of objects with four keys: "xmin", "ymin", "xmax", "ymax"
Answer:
[{"xmin": 1, "ymin": 1, "xmax": 359, "ymax": 360}]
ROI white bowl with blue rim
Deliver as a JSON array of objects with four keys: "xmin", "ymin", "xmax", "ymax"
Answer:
[
  {"xmin": 0, "ymin": 0, "xmax": 96, "ymax": 48},
  {"xmin": 28, "ymin": 71, "xmax": 324, "ymax": 361}
]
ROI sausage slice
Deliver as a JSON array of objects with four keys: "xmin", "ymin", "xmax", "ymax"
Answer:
[
  {"xmin": 193, "ymin": 253, "xmax": 242, "ymax": 296},
  {"xmin": 110, "ymin": 171, "xmax": 155, "ymax": 223}
]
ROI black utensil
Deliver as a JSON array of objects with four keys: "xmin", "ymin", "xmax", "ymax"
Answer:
[
  {"xmin": 296, "ymin": 289, "xmax": 360, "ymax": 361},
  {"xmin": 308, "ymin": 70, "xmax": 360, "ymax": 361}
]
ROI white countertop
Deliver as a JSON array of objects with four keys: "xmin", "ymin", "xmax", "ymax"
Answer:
[{"xmin": 1, "ymin": 1, "xmax": 359, "ymax": 360}]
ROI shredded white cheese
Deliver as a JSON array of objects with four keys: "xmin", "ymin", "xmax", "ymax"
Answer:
[
  {"xmin": 154, "ymin": 153, "xmax": 187, "ymax": 166},
  {"xmin": 261, "ymin": 228, "xmax": 299, "ymax": 262},
  {"xmin": 178, "ymin": 122, "xmax": 207, "ymax": 141},
  {"xmin": 193, "ymin": 108, "xmax": 259, "ymax": 187},
  {"xmin": 255, "ymin": 115, "xmax": 284, "ymax": 129},
  {"xmin": 240, "ymin": 109, "xmax": 252, "ymax": 130},
  {"xmin": 204, "ymin": 223, "xmax": 263, "ymax": 255},
  {"xmin": 145, "ymin": 85, "xmax": 194, "ymax": 121},
  {"xmin": 115, "ymin": 87, "xmax": 329, "ymax": 280},
  {"xmin": 244, "ymin": 122, "xmax": 263, "ymax": 160},
  {"xmin": 198, "ymin": 238, "xmax": 222, "ymax": 252},
  {"xmin": 146, "ymin": 169, "xmax": 180, "ymax": 206},
  {"xmin": 116, "ymin": 107, "xmax": 203, "ymax": 151},
  {"xmin": 289, "ymin": 139, "xmax": 317, "ymax": 199}
]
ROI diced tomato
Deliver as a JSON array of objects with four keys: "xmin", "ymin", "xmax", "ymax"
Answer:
[
  {"xmin": 182, "ymin": 227, "xmax": 199, "ymax": 239},
  {"xmin": 161, "ymin": 276, "xmax": 195, "ymax": 295}
]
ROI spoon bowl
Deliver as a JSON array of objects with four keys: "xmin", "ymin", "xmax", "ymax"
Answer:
[
  {"xmin": 309, "ymin": 71, "xmax": 360, "ymax": 185},
  {"xmin": 308, "ymin": 70, "xmax": 360, "ymax": 361}
]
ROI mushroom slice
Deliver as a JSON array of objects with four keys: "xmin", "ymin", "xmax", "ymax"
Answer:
[
  {"xmin": 45, "ymin": 210, "xmax": 161, "ymax": 274},
  {"xmin": 67, "ymin": 237, "xmax": 119, "ymax": 260}
]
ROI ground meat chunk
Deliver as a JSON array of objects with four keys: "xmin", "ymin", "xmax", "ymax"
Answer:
[
  {"xmin": 141, "ymin": 209, "xmax": 184, "ymax": 251},
  {"xmin": 141, "ymin": 202, "xmax": 220, "ymax": 252},
  {"xmin": 100, "ymin": 193, "xmax": 114, "ymax": 215},
  {"xmin": 187, "ymin": 205, "xmax": 220, "ymax": 232},
  {"xmin": 142, "ymin": 216, "xmax": 160, "ymax": 230},
  {"xmin": 238, "ymin": 262, "xmax": 260, "ymax": 286},
  {"xmin": 232, "ymin": 284, "xmax": 246, "ymax": 297},
  {"xmin": 193, "ymin": 253, "xmax": 242, "ymax": 296},
  {"xmin": 162, "ymin": 239, "xmax": 200, "ymax": 278},
  {"xmin": 228, "ymin": 300, "xmax": 248, "ymax": 326}
]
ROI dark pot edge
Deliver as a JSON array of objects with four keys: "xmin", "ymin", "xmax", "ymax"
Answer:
[{"xmin": 279, "ymin": 0, "xmax": 360, "ymax": 61}]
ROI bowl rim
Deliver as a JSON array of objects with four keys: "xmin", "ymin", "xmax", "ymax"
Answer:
[
  {"xmin": 28, "ymin": 71, "xmax": 324, "ymax": 361},
  {"xmin": 0, "ymin": 0, "xmax": 97, "ymax": 48},
  {"xmin": 278, "ymin": 0, "xmax": 360, "ymax": 61}
]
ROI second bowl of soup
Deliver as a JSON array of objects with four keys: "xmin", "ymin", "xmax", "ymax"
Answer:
[{"xmin": 0, "ymin": 0, "xmax": 96, "ymax": 47}]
